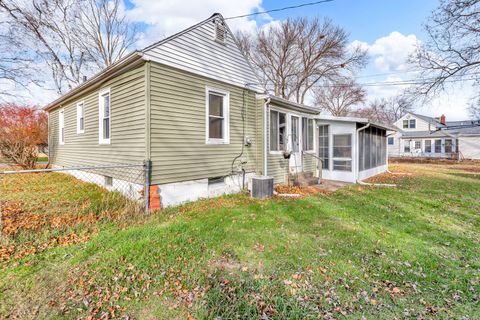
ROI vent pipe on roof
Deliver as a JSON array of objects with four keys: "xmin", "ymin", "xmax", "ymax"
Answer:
[{"xmin": 82, "ymin": 75, "xmax": 87, "ymax": 83}]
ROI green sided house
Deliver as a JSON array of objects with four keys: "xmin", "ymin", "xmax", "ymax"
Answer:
[{"xmin": 45, "ymin": 14, "xmax": 391, "ymax": 209}]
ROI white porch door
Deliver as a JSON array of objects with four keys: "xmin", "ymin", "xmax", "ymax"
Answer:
[{"xmin": 289, "ymin": 115, "xmax": 302, "ymax": 173}]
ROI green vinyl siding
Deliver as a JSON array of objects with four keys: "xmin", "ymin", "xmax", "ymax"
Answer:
[
  {"xmin": 48, "ymin": 64, "xmax": 147, "ymax": 179},
  {"xmin": 149, "ymin": 63, "xmax": 259, "ymax": 185}
]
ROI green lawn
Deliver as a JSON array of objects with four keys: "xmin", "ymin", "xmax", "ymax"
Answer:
[{"xmin": 0, "ymin": 163, "xmax": 479, "ymax": 319}]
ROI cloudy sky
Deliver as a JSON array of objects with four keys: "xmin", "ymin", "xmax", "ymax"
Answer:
[{"xmin": 11, "ymin": 0, "xmax": 475, "ymax": 120}]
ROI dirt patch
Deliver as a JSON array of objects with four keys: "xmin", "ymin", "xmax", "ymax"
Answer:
[
  {"xmin": 275, "ymin": 185, "xmax": 331, "ymax": 197},
  {"xmin": 363, "ymin": 171, "xmax": 414, "ymax": 184},
  {"xmin": 389, "ymin": 158, "xmax": 460, "ymax": 165},
  {"xmin": 451, "ymin": 165, "xmax": 480, "ymax": 173}
]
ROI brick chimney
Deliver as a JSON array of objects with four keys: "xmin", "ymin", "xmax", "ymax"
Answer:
[{"xmin": 440, "ymin": 114, "xmax": 446, "ymax": 125}]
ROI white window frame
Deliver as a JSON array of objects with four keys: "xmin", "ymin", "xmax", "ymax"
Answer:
[
  {"xmin": 269, "ymin": 108, "xmax": 287, "ymax": 154},
  {"xmin": 409, "ymin": 119, "xmax": 416, "ymax": 128},
  {"xmin": 59, "ymin": 108, "xmax": 65, "ymax": 145},
  {"xmin": 301, "ymin": 117, "xmax": 315, "ymax": 152},
  {"xmin": 99, "ymin": 88, "xmax": 111, "ymax": 144},
  {"xmin": 205, "ymin": 87, "xmax": 230, "ymax": 145},
  {"xmin": 332, "ymin": 134, "xmax": 352, "ymax": 172},
  {"xmin": 76, "ymin": 101, "xmax": 85, "ymax": 134}
]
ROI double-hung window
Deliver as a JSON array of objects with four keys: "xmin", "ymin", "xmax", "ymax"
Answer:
[
  {"xmin": 59, "ymin": 108, "xmax": 65, "ymax": 145},
  {"xmin": 403, "ymin": 119, "xmax": 416, "ymax": 129},
  {"xmin": 99, "ymin": 88, "xmax": 111, "ymax": 144},
  {"xmin": 445, "ymin": 139, "xmax": 452, "ymax": 153},
  {"xmin": 206, "ymin": 87, "xmax": 230, "ymax": 144},
  {"xmin": 270, "ymin": 110, "xmax": 286, "ymax": 151},
  {"xmin": 302, "ymin": 117, "xmax": 314, "ymax": 151},
  {"xmin": 425, "ymin": 140, "xmax": 432, "ymax": 153},
  {"xmin": 414, "ymin": 140, "xmax": 421, "ymax": 150},
  {"xmin": 434, "ymin": 139, "xmax": 442, "ymax": 153},
  {"xmin": 333, "ymin": 134, "xmax": 352, "ymax": 171},
  {"xmin": 388, "ymin": 137, "xmax": 394, "ymax": 145},
  {"xmin": 77, "ymin": 101, "xmax": 85, "ymax": 134}
]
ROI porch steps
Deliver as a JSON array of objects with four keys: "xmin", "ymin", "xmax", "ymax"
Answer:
[{"xmin": 289, "ymin": 171, "xmax": 319, "ymax": 187}]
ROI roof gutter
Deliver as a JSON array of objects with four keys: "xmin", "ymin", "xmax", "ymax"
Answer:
[{"xmin": 44, "ymin": 51, "xmax": 145, "ymax": 112}]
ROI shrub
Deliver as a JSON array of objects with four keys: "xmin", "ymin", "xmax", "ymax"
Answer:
[{"xmin": 0, "ymin": 103, "xmax": 47, "ymax": 168}]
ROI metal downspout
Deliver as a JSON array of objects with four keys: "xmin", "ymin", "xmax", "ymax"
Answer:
[{"xmin": 263, "ymin": 97, "xmax": 271, "ymax": 176}]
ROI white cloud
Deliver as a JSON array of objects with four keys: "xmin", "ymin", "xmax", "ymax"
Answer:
[
  {"xmin": 127, "ymin": 0, "xmax": 270, "ymax": 47},
  {"xmin": 355, "ymin": 32, "xmax": 419, "ymax": 72},
  {"xmin": 355, "ymin": 31, "xmax": 473, "ymax": 120}
]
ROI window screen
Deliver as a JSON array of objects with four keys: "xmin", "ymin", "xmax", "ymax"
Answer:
[
  {"xmin": 333, "ymin": 134, "xmax": 352, "ymax": 171},
  {"xmin": 318, "ymin": 125, "xmax": 329, "ymax": 170},
  {"xmin": 302, "ymin": 118, "xmax": 314, "ymax": 151},
  {"xmin": 333, "ymin": 134, "xmax": 352, "ymax": 158},
  {"xmin": 208, "ymin": 93, "xmax": 224, "ymax": 139},
  {"xmin": 359, "ymin": 126, "xmax": 387, "ymax": 171},
  {"xmin": 270, "ymin": 110, "xmax": 286, "ymax": 151}
]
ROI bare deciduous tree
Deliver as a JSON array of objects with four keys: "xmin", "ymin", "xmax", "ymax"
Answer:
[
  {"xmin": 410, "ymin": 0, "xmax": 480, "ymax": 97},
  {"xmin": 0, "ymin": 18, "xmax": 35, "ymax": 98},
  {"xmin": 237, "ymin": 17, "xmax": 367, "ymax": 104},
  {"xmin": 468, "ymin": 96, "xmax": 480, "ymax": 119},
  {"xmin": 313, "ymin": 80, "xmax": 365, "ymax": 116},
  {"xmin": 75, "ymin": 0, "xmax": 137, "ymax": 69},
  {"xmin": 351, "ymin": 94, "xmax": 414, "ymax": 123},
  {"xmin": 0, "ymin": 0, "xmax": 137, "ymax": 94}
]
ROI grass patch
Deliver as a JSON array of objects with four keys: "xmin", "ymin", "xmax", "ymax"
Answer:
[{"xmin": 0, "ymin": 163, "xmax": 479, "ymax": 319}]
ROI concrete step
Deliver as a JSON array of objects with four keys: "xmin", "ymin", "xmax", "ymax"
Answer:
[{"xmin": 289, "ymin": 172, "xmax": 319, "ymax": 187}]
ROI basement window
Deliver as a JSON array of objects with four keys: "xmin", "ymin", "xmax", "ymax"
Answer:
[{"xmin": 104, "ymin": 175, "xmax": 113, "ymax": 187}]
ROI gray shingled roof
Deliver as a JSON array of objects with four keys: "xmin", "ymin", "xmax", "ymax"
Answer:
[
  {"xmin": 400, "ymin": 130, "xmax": 452, "ymax": 138},
  {"xmin": 444, "ymin": 126, "xmax": 480, "ymax": 136}
]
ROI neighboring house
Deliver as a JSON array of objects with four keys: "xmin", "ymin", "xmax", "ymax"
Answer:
[
  {"xmin": 388, "ymin": 112, "xmax": 480, "ymax": 159},
  {"xmin": 45, "ymin": 14, "xmax": 391, "ymax": 209}
]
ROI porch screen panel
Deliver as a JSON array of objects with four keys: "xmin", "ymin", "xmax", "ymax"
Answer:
[
  {"xmin": 365, "ymin": 128, "xmax": 371, "ymax": 169},
  {"xmin": 318, "ymin": 125, "xmax": 329, "ymax": 169},
  {"xmin": 358, "ymin": 130, "xmax": 364, "ymax": 171},
  {"xmin": 359, "ymin": 126, "xmax": 387, "ymax": 171}
]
